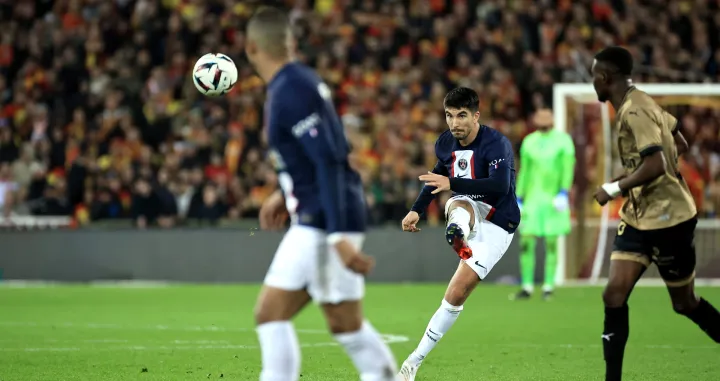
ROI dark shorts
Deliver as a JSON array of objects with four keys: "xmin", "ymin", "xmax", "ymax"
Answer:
[{"xmin": 611, "ymin": 217, "xmax": 697, "ymax": 287}]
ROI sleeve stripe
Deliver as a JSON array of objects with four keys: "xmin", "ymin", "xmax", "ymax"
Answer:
[{"xmin": 639, "ymin": 145, "xmax": 662, "ymax": 158}]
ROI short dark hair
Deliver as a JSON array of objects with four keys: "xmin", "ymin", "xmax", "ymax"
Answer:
[
  {"xmin": 443, "ymin": 87, "xmax": 479, "ymax": 112},
  {"xmin": 247, "ymin": 6, "xmax": 290, "ymax": 58},
  {"xmin": 594, "ymin": 46, "xmax": 633, "ymax": 76}
]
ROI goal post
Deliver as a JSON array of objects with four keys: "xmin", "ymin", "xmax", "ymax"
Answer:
[{"xmin": 553, "ymin": 83, "xmax": 720, "ymax": 286}]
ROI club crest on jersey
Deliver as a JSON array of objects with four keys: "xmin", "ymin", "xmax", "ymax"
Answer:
[{"xmin": 458, "ymin": 159, "xmax": 468, "ymax": 170}]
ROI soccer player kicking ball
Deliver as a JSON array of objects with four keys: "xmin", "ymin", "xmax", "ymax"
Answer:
[
  {"xmin": 591, "ymin": 46, "xmax": 720, "ymax": 381},
  {"xmin": 398, "ymin": 87, "xmax": 521, "ymax": 381},
  {"xmin": 512, "ymin": 109, "xmax": 575, "ymax": 300},
  {"xmin": 246, "ymin": 7, "xmax": 400, "ymax": 381}
]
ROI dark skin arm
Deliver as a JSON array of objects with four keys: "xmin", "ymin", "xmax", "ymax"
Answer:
[
  {"xmin": 594, "ymin": 151, "xmax": 666, "ymax": 206},
  {"xmin": 674, "ymin": 130, "xmax": 689, "ymax": 156}
]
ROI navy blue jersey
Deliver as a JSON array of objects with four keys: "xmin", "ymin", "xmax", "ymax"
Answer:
[
  {"xmin": 411, "ymin": 127, "xmax": 521, "ymax": 233},
  {"xmin": 265, "ymin": 62, "xmax": 365, "ymax": 234}
]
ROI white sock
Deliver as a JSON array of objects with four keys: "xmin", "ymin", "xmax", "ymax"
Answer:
[
  {"xmin": 409, "ymin": 299, "xmax": 463, "ymax": 364},
  {"xmin": 256, "ymin": 321, "xmax": 301, "ymax": 381},
  {"xmin": 448, "ymin": 207, "xmax": 471, "ymax": 234},
  {"xmin": 334, "ymin": 321, "xmax": 399, "ymax": 381}
]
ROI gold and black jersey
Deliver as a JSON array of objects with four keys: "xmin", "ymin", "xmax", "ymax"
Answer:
[{"xmin": 614, "ymin": 87, "xmax": 696, "ymax": 230}]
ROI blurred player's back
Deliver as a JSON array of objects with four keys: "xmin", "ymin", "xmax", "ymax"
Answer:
[
  {"xmin": 266, "ymin": 63, "xmax": 365, "ymax": 232},
  {"xmin": 246, "ymin": 7, "xmax": 399, "ymax": 381}
]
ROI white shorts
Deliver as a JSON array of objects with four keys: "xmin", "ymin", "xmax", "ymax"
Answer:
[
  {"xmin": 263, "ymin": 225, "xmax": 365, "ymax": 304},
  {"xmin": 445, "ymin": 195, "xmax": 514, "ymax": 279}
]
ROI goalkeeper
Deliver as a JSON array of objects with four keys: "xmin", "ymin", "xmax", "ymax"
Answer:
[{"xmin": 513, "ymin": 109, "xmax": 575, "ymax": 300}]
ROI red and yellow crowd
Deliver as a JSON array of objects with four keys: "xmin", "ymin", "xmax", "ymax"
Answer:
[{"xmin": 1, "ymin": 0, "xmax": 719, "ymax": 228}]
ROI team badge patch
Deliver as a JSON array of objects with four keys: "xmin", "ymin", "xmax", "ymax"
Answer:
[{"xmin": 458, "ymin": 158, "xmax": 468, "ymax": 170}]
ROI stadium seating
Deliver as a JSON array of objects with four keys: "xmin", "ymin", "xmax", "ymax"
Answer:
[{"xmin": 0, "ymin": 0, "xmax": 718, "ymax": 228}]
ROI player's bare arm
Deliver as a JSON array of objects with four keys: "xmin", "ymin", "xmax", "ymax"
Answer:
[
  {"xmin": 330, "ymin": 234, "xmax": 375, "ymax": 275},
  {"xmin": 674, "ymin": 129, "xmax": 689, "ymax": 156},
  {"xmin": 259, "ymin": 189, "xmax": 288, "ymax": 230},
  {"xmin": 594, "ymin": 150, "xmax": 666, "ymax": 206}
]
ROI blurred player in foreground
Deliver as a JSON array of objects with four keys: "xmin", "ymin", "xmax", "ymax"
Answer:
[
  {"xmin": 513, "ymin": 109, "xmax": 575, "ymax": 300},
  {"xmin": 398, "ymin": 87, "xmax": 521, "ymax": 381},
  {"xmin": 591, "ymin": 46, "xmax": 720, "ymax": 381},
  {"xmin": 246, "ymin": 7, "xmax": 399, "ymax": 381}
]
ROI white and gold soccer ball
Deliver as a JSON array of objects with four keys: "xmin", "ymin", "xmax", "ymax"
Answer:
[{"xmin": 192, "ymin": 53, "xmax": 238, "ymax": 96}]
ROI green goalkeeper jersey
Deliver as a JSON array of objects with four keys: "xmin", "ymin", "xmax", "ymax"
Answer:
[{"xmin": 516, "ymin": 129, "xmax": 576, "ymax": 236}]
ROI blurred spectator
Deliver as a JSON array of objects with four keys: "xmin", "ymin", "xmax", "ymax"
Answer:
[
  {"xmin": 1, "ymin": 0, "xmax": 720, "ymax": 228},
  {"xmin": 131, "ymin": 177, "xmax": 158, "ymax": 229}
]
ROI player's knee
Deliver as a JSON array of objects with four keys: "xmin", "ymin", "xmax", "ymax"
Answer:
[
  {"xmin": 322, "ymin": 302, "xmax": 363, "ymax": 334},
  {"xmin": 253, "ymin": 294, "xmax": 285, "ymax": 325},
  {"xmin": 325, "ymin": 313, "xmax": 363, "ymax": 334},
  {"xmin": 444, "ymin": 285, "xmax": 470, "ymax": 306},
  {"xmin": 448, "ymin": 200, "xmax": 475, "ymax": 222},
  {"xmin": 671, "ymin": 297, "xmax": 699, "ymax": 316},
  {"xmin": 602, "ymin": 286, "xmax": 629, "ymax": 308},
  {"xmin": 253, "ymin": 304, "xmax": 276, "ymax": 325}
]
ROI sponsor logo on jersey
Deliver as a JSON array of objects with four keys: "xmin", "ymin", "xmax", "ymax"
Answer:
[
  {"xmin": 291, "ymin": 112, "xmax": 320, "ymax": 138},
  {"xmin": 489, "ymin": 158, "xmax": 505, "ymax": 169}
]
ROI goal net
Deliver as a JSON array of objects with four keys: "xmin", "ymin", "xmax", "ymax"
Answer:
[{"xmin": 553, "ymin": 83, "xmax": 720, "ymax": 286}]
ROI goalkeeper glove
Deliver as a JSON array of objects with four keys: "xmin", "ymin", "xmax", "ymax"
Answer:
[{"xmin": 553, "ymin": 190, "xmax": 569, "ymax": 212}]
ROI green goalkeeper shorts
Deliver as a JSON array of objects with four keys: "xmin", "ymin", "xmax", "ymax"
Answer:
[{"xmin": 520, "ymin": 203, "xmax": 571, "ymax": 237}]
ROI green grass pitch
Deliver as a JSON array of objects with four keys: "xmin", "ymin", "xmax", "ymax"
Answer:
[{"xmin": 1, "ymin": 284, "xmax": 719, "ymax": 381}]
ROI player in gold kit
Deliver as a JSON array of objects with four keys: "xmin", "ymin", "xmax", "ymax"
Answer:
[{"xmin": 591, "ymin": 46, "xmax": 720, "ymax": 381}]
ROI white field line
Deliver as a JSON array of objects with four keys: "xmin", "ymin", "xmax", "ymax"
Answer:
[
  {"xmin": 0, "ymin": 321, "xmax": 409, "ymax": 352},
  {"xmin": 2, "ymin": 342, "xmax": 719, "ymax": 353}
]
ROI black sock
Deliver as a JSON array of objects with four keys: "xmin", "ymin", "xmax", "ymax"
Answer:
[
  {"xmin": 685, "ymin": 298, "xmax": 720, "ymax": 343},
  {"xmin": 603, "ymin": 304, "xmax": 629, "ymax": 381}
]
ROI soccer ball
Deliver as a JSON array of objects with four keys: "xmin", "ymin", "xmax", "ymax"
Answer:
[{"xmin": 192, "ymin": 53, "xmax": 238, "ymax": 96}]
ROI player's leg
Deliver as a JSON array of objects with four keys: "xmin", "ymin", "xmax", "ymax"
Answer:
[
  {"xmin": 666, "ymin": 279, "xmax": 720, "ymax": 343},
  {"xmin": 656, "ymin": 218, "xmax": 720, "ymax": 343},
  {"xmin": 602, "ymin": 258, "xmax": 646, "ymax": 381},
  {"xmin": 602, "ymin": 221, "xmax": 649, "ymax": 381},
  {"xmin": 254, "ymin": 287, "xmax": 310, "ymax": 381},
  {"xmin": 322, "ymin": 301, "xmax": 399, "ymax": 381},
  {"xmin": 542, "ymin": 235, "xmax": 559, "ymax": 299},
  {"xmin": 401, "ymin": 214, "xmax": 512, "ymax": 381},
  {"xmin": 400, "ymin": 261, "xmax": 478, "ymax": 380},
  {"xmin": 515, "ymin": 233, "xmax": 536, "ymax": 299},
  {"xmin": 513, "ymin": 203, "xmax": 541, "ymax": 300},
  {"xmin": 254, "ymin": 226, "xmax": 318, "ymax": 381},
  {"xmin": 444, "ymin": 199, "xmax": 475, "ymax": 259},
  {"xmin": 400, "ymin": 198, "xmax": 477, "ymax": 380},
  {"xmin": 311, "ymin": 233, "xmax": 398, "ymax": 381}
]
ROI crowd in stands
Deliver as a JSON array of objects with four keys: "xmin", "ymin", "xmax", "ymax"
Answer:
[{"xmin": 1, "ymin": 0, "xmax": 720, "ymax": 228}]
